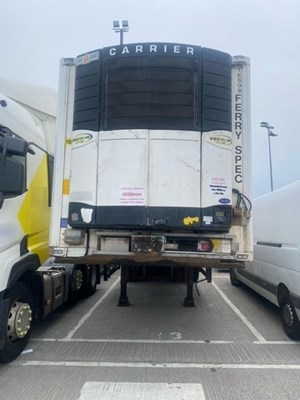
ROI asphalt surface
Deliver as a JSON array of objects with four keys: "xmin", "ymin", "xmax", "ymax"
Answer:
[{"xmin": 1, "ymin": 270, "xmax": 300, "ymax": 400}]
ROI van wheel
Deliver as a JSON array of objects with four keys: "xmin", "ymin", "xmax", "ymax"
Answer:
[
  {"xmin": 230, "ymin": 269, "xmax": 241, "ymax": 286},
  {"xmin": 0, "ymin": 282, "xmax": 34, "ymax": 363},
  {"xmin": 280, "ymin": 298, "xmax": 300, "ymax": 340}
]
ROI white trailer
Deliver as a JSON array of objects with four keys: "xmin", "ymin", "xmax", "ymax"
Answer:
[
  {"xmin": 230, "ymin": 181, "xmax": 300, "ymax": 339},
  {"xmin": 0, "ymin": 80, "xmax": 101, "ymax": 363},
  {"xmin": 50, "ymin": 43, "xmax": 253, "ymax": 306}
]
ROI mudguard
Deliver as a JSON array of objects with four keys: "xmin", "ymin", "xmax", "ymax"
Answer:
[{"xmin": 0, "ymin": 298, "xmax": 10, "ymax": 349}]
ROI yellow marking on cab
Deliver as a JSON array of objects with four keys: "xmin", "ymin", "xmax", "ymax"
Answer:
[
  {"xmin": 18, "ymin": 155, "xmax": 51, "ymax": 264},
  {"xmin": 183, "ymin": 216, "xmax": 200, "ymax": 226}
]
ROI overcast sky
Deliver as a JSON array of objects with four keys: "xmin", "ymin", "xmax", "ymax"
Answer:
[{"xmin": 1, "ymin": 0, "xmax": 299, "ymax": 197}]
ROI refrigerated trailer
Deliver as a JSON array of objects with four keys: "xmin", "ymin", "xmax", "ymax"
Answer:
[
  {"xmin": 50, "ymin": 42, "xmax": 253, "ymax": 306},
  {"xmin": 230, "ymin": 181, "xmax": 300, "ymax": 339}
]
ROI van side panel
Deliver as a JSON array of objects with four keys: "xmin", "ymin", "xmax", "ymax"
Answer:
[{"xmin": 237, "ymin": 181, "xmax": 300, "ymax": 318}]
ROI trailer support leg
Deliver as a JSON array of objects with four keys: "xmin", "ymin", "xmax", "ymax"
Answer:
[
  {"xmin": 118, "ymin": 265, "xmax": 130, "ymax": 306},
  {"xmin": 103, "ymin": 265, "xmax": 109, "ymax": 281},
  {"xmin": 184, "ymin": 268, "xmax": 195, "ymax": 307}
]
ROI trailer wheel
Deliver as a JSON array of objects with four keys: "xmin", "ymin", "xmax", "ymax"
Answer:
[
  {"xmin": 280, "ymin": 297, "xmax": 300, "ymax": 340},
  {"xmin": 0, "ymin": 281, "xmax": 34, "ymax": 363},
  {"xmin": 230, "ymin": 269, "xmax": 241, "ymax": 286},
  {"xmin": 79, "ymin": 265, "xmax": 98, "ymax": 298}
]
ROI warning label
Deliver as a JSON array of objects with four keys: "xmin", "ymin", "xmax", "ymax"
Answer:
[
  {"xmin": 209, "ymin": 177, "xmax": 228, "ymax": 196},
  {"xmin": 120, "ymin": 187, "xmax": 145, "ymax": 205}
]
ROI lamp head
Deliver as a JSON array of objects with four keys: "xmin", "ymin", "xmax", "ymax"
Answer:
[
  {"xmin": 113, "ymin": 20, "xmax": 120, "ymax": 29},
  {"xmin": 260, "ymin": 121, "xmax": 269, "ymax": 128}
]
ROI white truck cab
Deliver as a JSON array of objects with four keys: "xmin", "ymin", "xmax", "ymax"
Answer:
[{"xmin": 0, "ymin": 81, "xmax": 101, "ymax": 363}]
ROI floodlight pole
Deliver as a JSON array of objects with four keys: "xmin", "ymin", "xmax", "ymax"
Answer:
[
  {"xmin": 260, "ymin": 121, "xmax": 278, "ymax": 192},
  {"xmin": 120, "ymin": 30, "xmax": 124, "ymax": 45},
  {"xmin": 113, "ymin": 20, "xmax": 129, "ymax": 45}
]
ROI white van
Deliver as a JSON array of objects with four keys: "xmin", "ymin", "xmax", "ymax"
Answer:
[{"xmin": 230, "ymin": 181, "xmax": 300, "ymax": 339}]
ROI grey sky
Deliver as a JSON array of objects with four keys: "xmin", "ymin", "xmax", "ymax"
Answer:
[{"xmin": 1, "ymin": 0, "xmax": 299, "ymax": 197}]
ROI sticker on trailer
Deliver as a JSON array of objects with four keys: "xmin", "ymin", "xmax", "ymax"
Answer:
[
  {"xmin": 120, "ymin": 187, "xmax": 145, "ymax": 205},
  {"xmin": 209, "ymin": 177, "xmax": 229, "ymax": 197},
  {"xmin": 80, "ymin": 208, "xmax": 93, "ymax": 223},
  {"xmin": 60, "ymin": 218, "xmax": 68, "ymax": 228},
  {"xmin": 76, "ymin": 51, "xmax": 99, "ymax": 66},
  {"xmin": 208, "ymin": 134, "xmax": 232, "ymax": 147},
  {"xmin": 203, "ymin": 216, "xmax": 213, "ymax": 225},
  {"xmin": 72, "ymin": 133, "xmax": 94, "ymax": 148}
]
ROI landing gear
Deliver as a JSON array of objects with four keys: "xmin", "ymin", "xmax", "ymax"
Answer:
[
  {"xmin": 118, "ymin": 265, "xmax": 130, "ymax": 306},
  {"xmin": 183, "ymin": 268, "xmax": 195, "ymax": 307},
  {"xmin": 116, "ymin": 266, "xmax": 212, "ymax": 307}
]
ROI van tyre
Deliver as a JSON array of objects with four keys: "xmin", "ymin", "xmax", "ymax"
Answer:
[
  {"xmin": 0, "ymin": 282, "xmax": 34, "ymax": 363},
  {"xmin": 280, "ymin": 298, "xmax": 300, "ymax": 340},
  {"xmin": 230, "ymin": 269, "xmax": 241, "ymax": 286}
]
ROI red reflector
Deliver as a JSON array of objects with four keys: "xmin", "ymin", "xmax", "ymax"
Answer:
[{"xmin": 198, "ymin": 241, "xmax": 212, "ymax": 252}]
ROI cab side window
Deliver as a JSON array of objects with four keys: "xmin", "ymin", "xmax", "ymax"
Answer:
[
  {"xmin": 0, "ymin": 135, "xmax": 26, "ymax": 199},
  {"xmin": 47, "ymin": 154, "xmax": 54, "ymax": 206}
]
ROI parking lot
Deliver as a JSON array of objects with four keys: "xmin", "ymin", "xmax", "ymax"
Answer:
[{"xmin": 1, "ymin": 270, "xmax": 300, "ymax": 400}]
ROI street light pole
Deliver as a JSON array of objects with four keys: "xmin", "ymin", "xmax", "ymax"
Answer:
[
  {"xmin": 113, "ymin": 20, "xmax": 129, "ymax": 45},
  {"xmin": 260, "ymin": 121, "xmax": 278, "ymax": 192}
]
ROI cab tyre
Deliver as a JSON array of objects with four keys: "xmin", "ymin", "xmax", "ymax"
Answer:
[{"xmin": 0, "ymin": 281, "xmax": 34, "ymax": 363}]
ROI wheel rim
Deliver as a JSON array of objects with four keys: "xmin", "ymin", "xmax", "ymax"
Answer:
[
  {"xmin": 7, "ymin": 300, "xmax": 33, "ymax": 342},
  {"xmin": 74, "ymin": 269, "xmax": 83, "ymax": 291},
  {"xmin": 282, "ymin": 304, "xmax": 293, "ymax": 328}
]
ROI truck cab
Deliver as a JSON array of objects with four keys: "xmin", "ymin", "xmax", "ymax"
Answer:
[{"xmin": 0, "ymin": 80, "xmax": 56, "ymax": 362}]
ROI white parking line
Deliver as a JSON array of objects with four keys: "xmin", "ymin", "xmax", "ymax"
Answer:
[
  {"xmin": 254, "ymin": 341, "xmax": 300, "ymax": 345},
  {"xmin": 32, "ymin": 338, "xmax": 233, "ymax": 344},
  {"xmin": 77, "ymin": 382, "xmax": 206, "ymax": 400},
  {"xmin": 31, "ymin": 337, "xmax": 298, "ymax": 345},
  {"xmin": 65, "ymin": 277, "xmax": 120, "ymax": 340},
  {"xmin": 212, "ymin": 281, "xmax": 268, "ymax": 343},
  {"xmin": 14, "ymin": 360, "xmax": 300, "ymax": 370}
]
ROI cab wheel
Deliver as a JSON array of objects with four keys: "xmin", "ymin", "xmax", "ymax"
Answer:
[{"xmin": 0, "ymin": 282, "xmax": 34, "ymax": 363}]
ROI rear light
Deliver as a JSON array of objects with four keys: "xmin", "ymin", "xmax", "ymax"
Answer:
[{"xmin": 197, "ymin": 240, "xmax": 213, "ymax": 252}]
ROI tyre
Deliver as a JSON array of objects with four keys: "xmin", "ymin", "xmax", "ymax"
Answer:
[
  {"xmin": 280, "ymin": 297, "xmax": 300, "ymax": 340},
  {"xmin": 79, "ymin": 264, "xmax": 98, "ymax": 298},
  {"xmin": 230, "ymin": 268, "xmax": 241, "ymax": 286},
  {"xmin": 0, "ymin": 281, "xmax": 34, "ymax": 363},
  {"xmin": 67, "ymin": 266, "xmax": 84, "ymax": 303}
]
